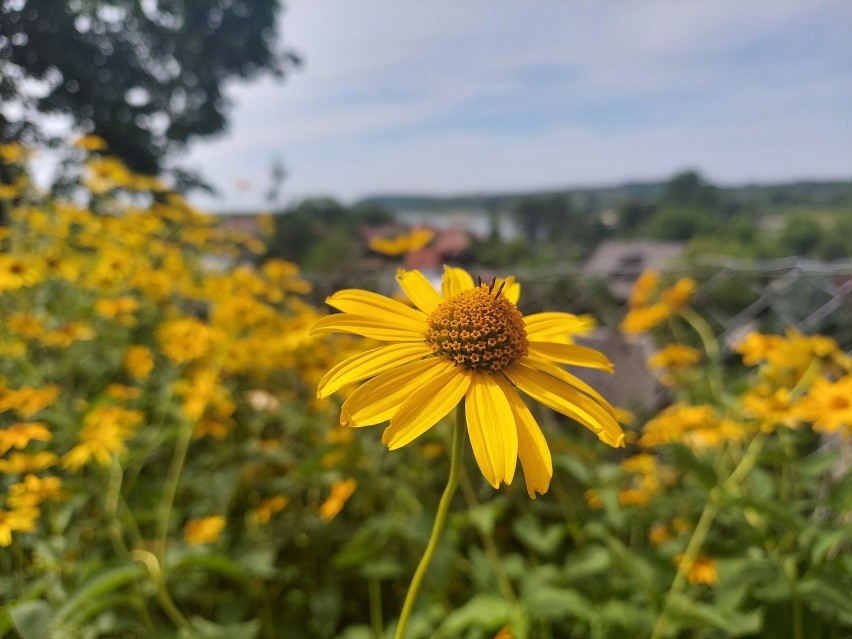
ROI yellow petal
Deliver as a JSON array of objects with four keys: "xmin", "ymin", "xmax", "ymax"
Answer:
[
  {"xmin": 524, "ymin": 312, "xmax": 595, "ymax": 342},
  {"xmin": 527, "ymin": 341, "xmax": 614, "ymax": 373},
  {"xmin": 495, "ymin": 276, "xmax": 520, "ymax": 305},
  {"xmin": 317, "ymin": 342, "xmax": 432, "ymax": 398},
  {"xmin": 325, "ymin": 289, "xmax": 426, "ymax": 325},
  {"xmin": 382, "ymin": 366, "xmax": 471, "ymax": 449},
  {"xmin": 525, "ymin": 357, "xmax": 616, "ymax": 416},
  {"xmin": 504, "ymin": 363, "xmax": 625, "ymax": 448},
  {"xmin": 465, "ymin": 371, "xmax": 517, "ymax": 488},
  {"xmin": 494, "ymin": 375, "xmax": 552, "ymax": 497},
  {"xmin": 341, "ymin": 358, "xmax": 447, "ymax": 427},
  {"xmin": 396, "ymin": 269, "xmax": 442, "ymax": 314},
  {"xmin": 311, "ymin": 314, "xmax": 424, "ymax": 342},
  {"xmin": 441, "ymin": 265, "xmax": 474, "ymax": 299}
]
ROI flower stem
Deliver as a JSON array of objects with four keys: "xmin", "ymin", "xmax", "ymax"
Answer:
[{"xmin": 394, "ymin": 404, "xmax": 466, "ymax": 639}]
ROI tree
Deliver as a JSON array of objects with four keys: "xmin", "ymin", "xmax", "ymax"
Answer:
[{"xmin": 0, "ymin": 0, "xmax": 298, "ymax": 180}]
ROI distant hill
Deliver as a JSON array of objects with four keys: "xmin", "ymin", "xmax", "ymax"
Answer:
[{"xmin": 355, "ymin": 178, "xmax": 852, "ymax": 214}]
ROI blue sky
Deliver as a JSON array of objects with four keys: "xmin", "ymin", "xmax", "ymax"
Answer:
[{"xmin": 185, "ymin": 1, "xmax": 852, "ymax": 212}]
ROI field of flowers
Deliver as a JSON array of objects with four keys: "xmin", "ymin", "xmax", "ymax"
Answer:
[{"xmin": 1, "ymin": 141, "xmax": 850, "ymax": 639}]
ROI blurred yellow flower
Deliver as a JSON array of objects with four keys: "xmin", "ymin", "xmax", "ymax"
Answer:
[
  {"xmin": 675, "ymin": 554, "xmax": 718, "ymax": 586},
  {"xmin": 646, "ymin": 344, "xmax": 701, "ymax": 371},
  {"xmin": 368, "ymin": 227, "xmax": 435, "ymax": 256},
  {"xmin": 319, "ymin": 478, "xmax": 357, "ymax": 522},
  {"xmin": 74, "ymin": 135, "xmax": 108, "ymax": 151},
  {"xmin": 640, "ymin": 404, "xmax": 743, "ymax": 451},
  {"xmin": 39, "ymin": 322, "xmax": 95, "ymax": 348},
  {"xmin": 620, "ymin": 303, "xmax": 670, "ymax": 335},
  {"xmin": 0, "ymin": 255, "xmax": 43, "ymax": 292},
  {"xmin": 660, "ymin": 278, "xmax": 696, "ymax": 311},
  {"xmin": 184, "ymin": 515, "xmax": 226, "ymax": 545},
  {"xmin": 629, "ymin": 270, "xmax": 661, "ymax": 308},
  {"xmin": 740, "ymin": 387, "xmax": 797, "ymax": 432},
  {"xmin": 124, "ymin": 345, "xmax": 155, "ymax": 380},
  {"xmin": 0, "ymin": 507, "xmax": 38, "ymax": 546},
  {"xmin": 312, "ymin": 266, "xmax": 623, "ymax": 497},
  {"xmin": 157, "ymin": 317, "xmax": 221, "ymax": 363},
  {"xmin": 62, "ymin": 406, "xmax": 144, "ymax": 471},
  {"xmin": 0, "ymin": 452, "xmax": 58, "ymax": 475},
  {"xmin": 254, "ymin": 495, "xmax": 287, "ymax": 525},
  {"xmin": 794, "ymin": 375, "xmax": 852, "ymax": 436},
  {"xmin": 7, "ymin": 474, "xmax": 68, "ymax": 508},
  {"xmin": 0, "ymin": 385, "xmax": 61, "ymax": 418},
  {"xmin": 0, "ymin": 422, "xmax": 51, "ymax": 455}
]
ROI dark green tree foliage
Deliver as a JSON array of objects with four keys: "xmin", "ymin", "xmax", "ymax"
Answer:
[{"xmin": 0, "ymin": 0, "xmax": 297, "ymax": 176}]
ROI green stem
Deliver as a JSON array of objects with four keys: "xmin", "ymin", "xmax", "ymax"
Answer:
[
  {"xmin": 679, "ymin": 307, "xmax": 724, "ymax": 402},
  {"xmin": 650, "ymin": 434, "xmax": 767, "ymax": 639},
  {"xmin": 369, "ymin": 576, "xmax": 384, "ymax": 639},
  {"xmin": 394, "ymin": 404, "xmax": 466, "ymax": 639}
]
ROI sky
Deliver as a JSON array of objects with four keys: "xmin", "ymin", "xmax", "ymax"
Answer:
[{"xmin": 184, "ymin": 1, "xmax": 852, "ymax": 212}]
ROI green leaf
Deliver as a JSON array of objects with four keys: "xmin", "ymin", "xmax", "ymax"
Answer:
[
  {"xmin": 522, "ymin": 584, "xmax": 593, "ymax": 622},
  {"xmin": 563, "ymin": 545, "xmax": 611, "ymax": 581},
  {"xmin": 170, "ymin": 551, "xmax": 250, "ymax": 586},
  {"xmin": 511, "ymin": 512, "xmax": 565, "ymax": 557},
  {"xmin": 189, "ymin": 616, "xmax": 261, "ymax": 639},
  {"xmin": 433, "ymin": 594, "xmax": 510, "ymax": 639},
  {"xmin": 795, "ymin": 447, "xmax": 840, "ymax": 477},
  {"xmin": 10, "ymin": 600, "xmax": 53, "ymax": 639},
  {"xmin": 668, "ymin": 445, "xmax": 718, "ymax": 491},
  {"xmin": 667, "ymin": 594, "xmax": 763, "ymax": 636},
  {"xmin": 51, "ymin": 563, "xmax": 146, "ymax": 627},
  {"xmin": 798, "ymin": 577, "xmax": 852, "ymax": 625}
]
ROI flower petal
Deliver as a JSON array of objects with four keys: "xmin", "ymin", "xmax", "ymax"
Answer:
[
  {"xmin": 341, "ymin": 357, "xmax": 447, "ymax": 427},
  {"xmin": 504, "ymin": 363, "xmax": 625, "ymax": 448},
  {"xmin": 382, "ymin": 366, "xmax": 471, "ymax": 449},
  {"xmin": 318, "ymin": 342, "xmax": 432, "ymax": 399},
  {"xmin": 525, "ymin": 357, "xmax": 616, "ymax": 416},
  {"xmin": 325, "ymin": 289, "xmax": 427, "ymax": 325},
  {"xmin": 495, "ymin": 276, "xmax": 520, "ymax": 305},
  {"xmin": 311, "ymin": 314, "xmax": 424, "ymax": 342},
  {"xmin": 524, "ymin": 312, "xmax": 595, "ymax": 342},
  {"xmin": 494, "ymin": 375, "xmax": 552, "ymax": 497},
  {"xmin": 396, "ymin": 269, "xmax": 442, "ymax": 314},
  {"xmin": 527, "ymin": 341, "xmax": 614, "ymax": 373},
  {"xmin": 465, "ymin": 371, "xmax": 517, "ymax": 488},
  {"xmin": 441, "ymin": 265, "xmax": 474, "ymax": 299}
]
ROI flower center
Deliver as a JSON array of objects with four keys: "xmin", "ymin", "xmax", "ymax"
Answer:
[{"xmin": 424, "ymin": 282, "xmax": 528, "ymax": 371}]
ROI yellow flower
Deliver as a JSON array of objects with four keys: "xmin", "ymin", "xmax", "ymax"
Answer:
[
  {"xmin": 74, "ymin": 135, "xmax": 108, "ymax": 151},
  {"xmin": 62, "ymin": 406, "xmax": 144, "ymax": 471},
  {"xmin": 793, "ymin": 375, "xmax": 852, "ymax": 436},
  {"xmin": 629, "ymin": 270, "xmax": 660, "ymax": 308},
  {"xmin": 157, "ymin": 317, "xmax": 221, "ymax": 364},
  {"xmin": 7, "ymin": 313, "xmax": 46, "ymax": 339},
  {"xmin": 675, "ymin": 554, "xmax": 718, "ymax": 586},
  {"xmin": 0, "ymin": 142, "xmax": 24, "ymax": 164},
  {"xmin": 640, "ymin": 404, "xmax": 743, "ymax": 451},
  {"xmin": 0, "ymin": 452, "xmax": 58, "ymax": 475},
  {"xmin": 0, "ymin": 255, "xmax": 43, "ymax": 292},
  {"xmin": 368, "ymin": 227, "xmax": 435, "ymax": 256},
  {"xmin": 660, "ymin": 278, "xmax": 696, "ymax": 311},
  {"xmin": 184, "ymin": 515, "xmax": 226, "ymax": 545},
  {"xmin": 648, "ymin": 523, "xmax": 672, "ymax": 546},
  {"xmin": 646, "ymin": 344, "xmax": 701, "ymax": 370},
  {"xmin": 95, "ymin": 296, "xmax": 140, "ymax": 325},
  {"xmin": 7, "ymin": 474, "xmax": 68, "ymax": 508},
  {"xmin": 0, "ymin": 422, "xmax": 51, "ymax": 455},
  {"xmin": 106, "ymin": 384, "xmax": 143, "ymax": 401},
  {"xmin": 124, "ymin": 345, "xmax": 155, "ymax": 380},
  {"xmin": 0, "ymin": 385, "xmax": 61, "ymax": 418},
  {"xmin": 39, "ymin": 322, "xmax": 95, "ymax": 348},
  {"xmin": 740, "ymin": 387, "xmax": 797, "ymax": 432},
  {"xmin": 253, "ymin": 495, "xmax": 287, "ymax": 525},
  {"xmin": 0, "ymin": 507, "xmax": 38, "ymax": 546},
  {"xmin": 312, "ymin": 266, "xmax": 623, "ymax": 497},
  {"xmin": 319, "ymin": 478, "xmax": 357, "ymax": 521},
  {"xmin": 620, "ymin": 303, "xmax": 670, "ymax": 335}
]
